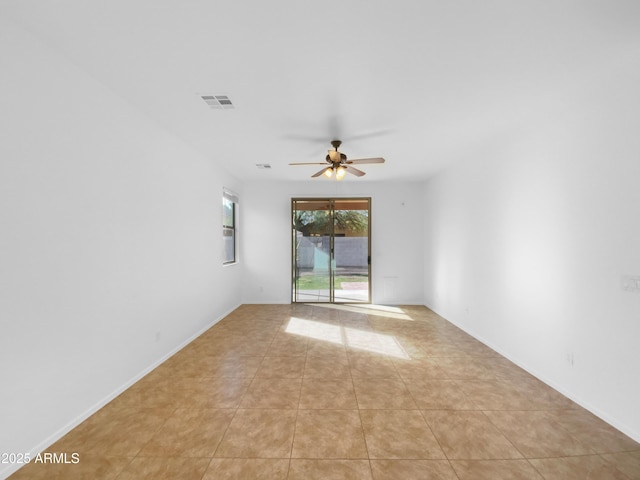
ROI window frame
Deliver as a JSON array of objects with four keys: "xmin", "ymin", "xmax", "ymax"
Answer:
[{"xmin": 222, "ymin": 189, "xmax": 239, "ymax": 265}]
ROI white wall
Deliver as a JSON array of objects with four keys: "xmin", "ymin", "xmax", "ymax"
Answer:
[
  {"xmin": 0, "ymin": 25, "xmax": 243, "ymax": 477},
  {"xmin": 242, "ymin": 180, "xmax": 424, "ymax": 305},
  {"xmin": 423, "ymin": 52, "xmax": 640, "ymax": 440}
]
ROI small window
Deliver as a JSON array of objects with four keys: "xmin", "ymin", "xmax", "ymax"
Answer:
[{"xmin": 223, "ymin": 190, "xmax": 238, "ymax": 264}]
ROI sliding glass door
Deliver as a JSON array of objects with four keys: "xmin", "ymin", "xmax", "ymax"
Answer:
[{"xmin": 292, "ymin": 198, "xmax": 371, "ymax": 303}]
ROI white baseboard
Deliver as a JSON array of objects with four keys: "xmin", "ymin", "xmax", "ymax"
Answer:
[
  {"xmin": 423, "ymin": 302, "xmax": 640, "ymax": 443},
  {"xmin": 1, "ymin": 303, "xmax": 241, "ymax": 480}
]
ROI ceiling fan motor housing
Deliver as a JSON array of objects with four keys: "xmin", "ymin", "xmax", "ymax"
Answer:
[{"xmin": 325, "ymin": 153, "xmax": 347, "ymax": 164}]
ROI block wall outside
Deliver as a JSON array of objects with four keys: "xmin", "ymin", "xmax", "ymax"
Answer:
[{"xmin": 295, "ymin": 236, "xmax": 368, "ymax": 268}]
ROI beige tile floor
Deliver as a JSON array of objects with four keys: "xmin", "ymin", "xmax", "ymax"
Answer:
[{"xmin": 10, "ymin": 304, "xmax": 640, "ymax": 479}]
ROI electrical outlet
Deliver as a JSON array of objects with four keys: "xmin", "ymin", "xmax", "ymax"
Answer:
[
  {"xmin": 621, "ymin": 275, "xmax": 640, "ymax": 293},
  {"xmin": 155, "ymin": 331, "xmax": 161, "ymax": 342}
]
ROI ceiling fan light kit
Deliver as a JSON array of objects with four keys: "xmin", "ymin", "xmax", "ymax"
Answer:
[{"xmin": 289, "ymin": 139, "xmax": 385, "ymax": 179}]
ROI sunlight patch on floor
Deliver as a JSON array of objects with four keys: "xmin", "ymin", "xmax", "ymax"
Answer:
[
  {"xmin": 307, "ymin": 303, "xmax": 414, "ymax": 321},
  {"xmin": 285, "ymin": 317, "xmax": 410, "ymax": 359},
  {"xmin": 285, "ymin": 317, "xmax": 343, "ymax": 345},
  {"xmin": 343, "ymin": 327, "xmax": 409, "ymax": 359}
]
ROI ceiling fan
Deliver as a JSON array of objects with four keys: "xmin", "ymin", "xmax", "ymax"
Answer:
[{"xmin": 289, "ymin": 140, "xmax": 385, "ymax": 180}]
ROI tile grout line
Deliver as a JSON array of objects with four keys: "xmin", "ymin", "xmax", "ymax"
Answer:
[
  {"xmin": 287, "ymin": 338, "xmax": 307, "ymax": 474},
  {"xmin": 346, "ymin": 311, "xmax": 377, "ymax": 480},
  {"xmin": 401, "ymin": 336, "xmax": 463, "ymax": 480}
]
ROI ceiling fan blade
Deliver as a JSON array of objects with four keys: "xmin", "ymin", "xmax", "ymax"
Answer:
[
  {"xmin": 345, "ymin": 166, "xmax": 366, "ymax": 177},
  {"xmin": 346, "ymin": 157, "xmax": 385, "ymax": 165},
  {"xmin": 289, "ymin": 162, "xmax": 329, "ymax": 165},
  {"xmin": 312, "ymin": 167, "xmax": 332, "ymax": 178}
]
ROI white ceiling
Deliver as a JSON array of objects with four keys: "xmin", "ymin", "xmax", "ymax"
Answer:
[{"xmin": 3, "ymin": 0, "xmax": 639, "ymax": 182}]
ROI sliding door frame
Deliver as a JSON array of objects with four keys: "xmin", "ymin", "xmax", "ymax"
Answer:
[{"xmin": 291, "ymin": 197, "xmax": 371, "ymax": 304}]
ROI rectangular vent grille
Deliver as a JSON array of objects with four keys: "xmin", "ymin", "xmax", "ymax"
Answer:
[
  {"xmin": 201, "ymin": 95, "xmax": 234, "ymax": 109},
  {"xmin": 256, "ymin": 164, "xmax": 271, "ymax": 169}
]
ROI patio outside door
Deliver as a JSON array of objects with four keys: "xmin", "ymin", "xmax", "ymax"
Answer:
[{"xmin": 292, "ymin": 198, "xmax": 371, "ymax": 303}]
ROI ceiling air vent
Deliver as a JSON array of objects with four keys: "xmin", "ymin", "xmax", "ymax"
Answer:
[
  {"xmin": 256, "ymin": 164, "xmax": 271, "ymax": 169},
  {"xmin": 200, "ymin": 95, "xmax": 234, "ymax": 109}
]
